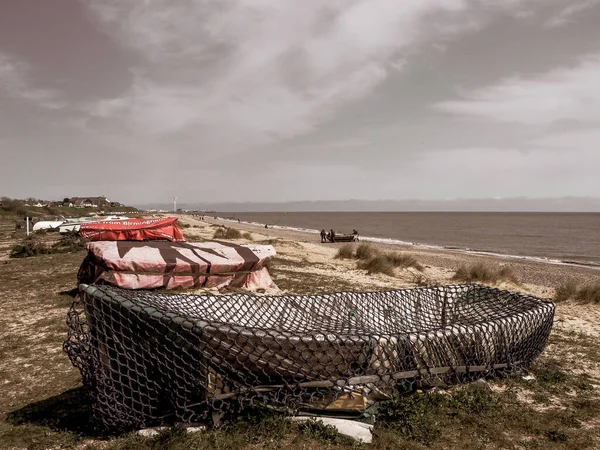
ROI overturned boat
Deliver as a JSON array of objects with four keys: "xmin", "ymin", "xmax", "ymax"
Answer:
[{"xmin": 65, "ymin": 284, "xmax": 554, "ymax": 432}]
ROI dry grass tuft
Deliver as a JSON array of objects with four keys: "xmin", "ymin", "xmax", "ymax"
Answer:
[
  {"xmin": 355, "ymin": 243, "xmax": 378, "ymax": 261},
  {"xmin": 213, "ymin": 227, "xmax": 242, "ymax": 239},
  {"xmin": 554, "ymin": 280, "xmax": 579, "ymax": 302},
  {"xmin": 335, "ymin": 244, "xmax": 355, "ymax": 259},
  {"xmin": 555, "ymin": 280, "xmax": 600, "ymax": 303},
  {"xmin": 242, "ymin": 232, "xmax": 253, "ymax": 241},
  {"xmin": 453, "ymin": 262, "xmax": 518, "ymax": 284},
  {"xmin": 577, "ymin": 283, "xmax": 600, "ymax": 303},
  {"xmin": 386, "ymin": 252, "xmax": 423, "ymax": 270},
  {"xmin": 357, "ymin": 254, "xmax": 395, "ymax": 276}
]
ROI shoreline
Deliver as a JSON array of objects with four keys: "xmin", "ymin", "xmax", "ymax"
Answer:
[
  {"xmin": 182, "ymin": 214, "xmax": 600, "ymax": 290},
  {"xmin": 205, "ymin": 215, "xmax": 600, "ymax": 272}
]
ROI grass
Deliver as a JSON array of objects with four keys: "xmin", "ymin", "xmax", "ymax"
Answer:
[
  {"xmin": 335, "ymin": 244, "xmax": 355, "ymax": 259},
  {"xmin": 9, "ymin": 237, "xmax": 49, "ymax": 258},
  {"xmin": 555, "ymin": 281, "xmax": 579, "ymax": 302},
  {"xmin": 453, "ymin": 262, "xmax": 518, "ymax": 284},
  {"xmin": 213, "ymin": 227, "xmax": 242, "ymax": 239},
  {"xmin": 357, "ymin": 254, "xmax": 396, "ymax": 276},
  {"xmin": 554, "ymin": 280, "xmax": 600, "ymax": 303},
  {"xmin": 386, "ymin": 252, "xmax": 423, "ymax": 270},
  {"xmin": 349, "ymin": 244, "xmax": 422, "ymax": 276},
  {"xmin": 242, "ymin": 232, "xmax": 253, "ymax": 241},
  {"xmin": 410, "ymin": 272, "xmax": 437, "ymax": 287},
  {"xmin": 9, "ymin": 232, "xmax": 87, "ymax": 258},
  {"xmin": 355, "ymin": 243, "xmax": 377, "ymax": 260}
]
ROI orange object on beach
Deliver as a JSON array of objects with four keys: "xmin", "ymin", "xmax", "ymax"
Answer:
[{"xmin": 79, "ymin": 217, "xmax": 186, "ymax": 242}]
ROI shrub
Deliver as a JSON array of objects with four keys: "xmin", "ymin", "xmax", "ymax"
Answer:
[
  {"xmin": 355, "ymin": 243, "xmax": 378, "ymax": 260},
  {"xmin": 335, "ymin": 244, "xmax": 354, "ymax": 259},
  {"xmin": 213, "ymin": 227, "xmax": 242, "ymax": 239},
  {"xmin": 358, "ymin": 255, "xmax": 395, "ymax": 276},
  {"xmin": 576, "ymin": 283, "xmax": 600, "ymax": 303},
  {"xmin": 553, "ymin": 281, "xmax": 600, "ymax": 304},
  {"xmin": 387, "ymin": 252, "xmax": 423, "ymax": 270},
  {"xmin": 51, "ymin": 231, "xmax": 88, "ymax": 253},
  {"xmin": 298, "ymin": 420, "xmax": 346, "ymax": 445},
  {"xmin": 453, "ymin": 262, "xmax": 517, "ymax": 284},
  {"xmin": 554, "ymin": 281, "xmax": 578, "ymax": 302},
  {"xmin": 0, "ymin": 198, "xmax": 27, "ymax": 217},
  {"xmin": 242, "ymin": 232, "xmax": 253, "ymax": 241},
  {"xmin": 411, "ymin": 272, "xmax": 437, "ymax": 287},
  {"xmin": 10, "ymin": 232, "xmax": 87, "ymax": 258},
  {"xmin": 10, "ymin": 237, "xmax": 49, "ymax": 258}
]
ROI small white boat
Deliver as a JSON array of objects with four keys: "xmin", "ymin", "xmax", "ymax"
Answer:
[{"xmin": 32, "ymin": 221, "xmax": 63, "ymax": 231}]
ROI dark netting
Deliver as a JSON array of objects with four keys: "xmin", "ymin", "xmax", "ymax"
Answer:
[{"xmin": 64, "ymin": 284, "xmax": 555, "ymax": 432}]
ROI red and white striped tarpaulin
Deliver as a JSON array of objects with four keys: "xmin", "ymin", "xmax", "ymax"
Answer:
[
  {"xmin": 79, "ymin": 217, "xmax": 186, "ymax": 242},
  {"xmin": 77, "ymin": 241, "xmax": 277, "ymax": 290}
]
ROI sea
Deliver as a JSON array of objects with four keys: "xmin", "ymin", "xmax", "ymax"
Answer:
[{"xmin": 217, "ymin": 212, "xmax": 600, "ymax": 267}]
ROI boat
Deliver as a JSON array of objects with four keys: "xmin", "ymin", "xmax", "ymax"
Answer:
[
  {"xmin": 32, "ymin": 221, "xmax": 63, "ymax": 231},
  {"xmin": 66, "ymin": 283, "xmax": 555, "ymax": 431},
  {"xmin": 331, "ymin": 233, "xmax": 358, "ymax": 243},
  {"xmin": 59, "ymin": 216, "xmax": 130, "ymax": 233}
]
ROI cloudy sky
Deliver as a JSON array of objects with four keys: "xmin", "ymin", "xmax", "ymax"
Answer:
[{"xmin": 1, "ymin": 0, "xmax": 599, "ymax": 205}]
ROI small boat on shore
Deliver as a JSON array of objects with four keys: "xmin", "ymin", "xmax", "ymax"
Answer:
[
  {"xmin": 32, "ymin": 221, "xmax": 63, "ymax": 231},
  {"xmin": 322, "ymin": 229, "xmax": 359, "ymax": 243},
  {"xmin": 331, "ymin": 233, "xmax": 358, "ymax": 243}
]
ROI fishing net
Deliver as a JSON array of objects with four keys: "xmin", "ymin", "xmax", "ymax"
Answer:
[{"xmin": 64, "ymin": 284, "xmax": 555, "ymax": 432}]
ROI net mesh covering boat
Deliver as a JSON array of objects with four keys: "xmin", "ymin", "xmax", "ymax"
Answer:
[{"xmin": 65, "ymin": 284, "xmax": 555, "ymax": 432}]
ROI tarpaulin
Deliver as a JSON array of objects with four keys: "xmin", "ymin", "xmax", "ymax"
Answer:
[
  {"xmin": 77, "ymin": 240, "xmax": 277, "ymax": 290},
  {"xmin": 79, "ymin": 217, "xmax": 186, "ymax": 242}
]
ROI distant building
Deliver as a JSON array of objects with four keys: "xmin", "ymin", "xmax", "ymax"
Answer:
[{"xmin": 69, "ymin": 196, "xmax": 112, "ymax": 209}]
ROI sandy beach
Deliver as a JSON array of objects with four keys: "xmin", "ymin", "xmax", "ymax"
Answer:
[
  {"xmin": 179, "ymin": 214, "xmax": 600, "ymax": 345},
  {"xmin": 1, "ymin": 213, "xmax": 599, "ymax": 449}
]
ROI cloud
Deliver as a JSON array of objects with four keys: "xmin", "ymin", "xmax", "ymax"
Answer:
[
  {"xmin": 82, "ymin": 0, "xmax": 547, "ymax": 158},
  {"xmin": 544, "ymin": 0, "xmax": 600, "ymax": 28},
  {"xmin": 434, "ymin": 53, "xmax": 600, "ymax": 125},
  {"xmin": 0, "ymin": 53, "xmax": 63, "ymax": 110}
]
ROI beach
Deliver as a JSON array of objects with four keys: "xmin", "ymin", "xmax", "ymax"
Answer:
[
  {"xmin": 180, "ymin": 214, "xmax": 600, "ymax": 341},
  {"xmin": 1, "ymin": 212, "xmax": 600, "ymax": 448}
]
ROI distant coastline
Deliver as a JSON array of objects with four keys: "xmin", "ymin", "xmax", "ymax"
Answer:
[{"xmin": 138, "ymin": 197, "xmax": 600, "ymax": 213}]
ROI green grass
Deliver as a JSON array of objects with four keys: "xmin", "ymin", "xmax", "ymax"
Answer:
[{"xmin": 9, "ymin": 233, "xmax": 87, "ymax": 258}]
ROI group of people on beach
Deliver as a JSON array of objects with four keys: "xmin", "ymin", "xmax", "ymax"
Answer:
[{"xmin": 320, "ymin": 229, "xmax": 359, "ymax": 243}]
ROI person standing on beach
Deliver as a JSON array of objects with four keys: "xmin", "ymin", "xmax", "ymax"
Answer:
[
  {"xmin": 320, "ymin": 229, "xmax": 327, "ymax": 243},
  {"xmin": 330, "ymin": 229, "xmax": 336, "ymax": 242}
]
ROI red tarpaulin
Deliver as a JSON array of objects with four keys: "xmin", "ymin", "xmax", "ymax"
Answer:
[{"xmin": 79, "ymin": 217, "xmax": 186, "ymax": 242}]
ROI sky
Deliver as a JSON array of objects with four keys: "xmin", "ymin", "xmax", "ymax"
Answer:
[{"xmin": 1, "ymin": 0, "xmax": 600, "ymax": 206}]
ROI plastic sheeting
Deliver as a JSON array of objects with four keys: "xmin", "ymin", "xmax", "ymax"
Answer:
[
  {"xmin": 77, "ymin": 240, "xmax": 277, "ymax": 290},
  {"xmin": 78, "ymin": 217, "xmax": 186, "ymax": 242}
]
